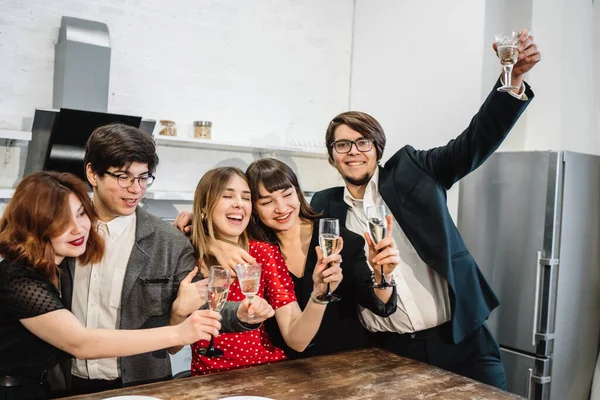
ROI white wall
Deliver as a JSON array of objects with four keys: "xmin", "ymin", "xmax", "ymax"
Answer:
[
  {"xmin": 350, "ymin": 0, "xmax": 487, "ymax": 220},
  {"xmin": 351, "ymin": 0, "xmax": 486, "ymax": 158},
  {"xmin": 524, "ymin": 0, "xmax": 598, "ymax": 154},
  {"xmin": 0, "ymin": 0, "xmax": 352, "ymax": 146}
]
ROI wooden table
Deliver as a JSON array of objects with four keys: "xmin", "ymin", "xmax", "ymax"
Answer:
[{"xmin": 61, "ymin": 348, "xmax": 524, "ymax": 400}]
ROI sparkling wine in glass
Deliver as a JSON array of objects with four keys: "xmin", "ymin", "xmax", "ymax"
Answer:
[
  {"xmin": 495, "ymin": 31, "xmax": 521, "ymax": 92},
  {"xmin": 198, "ymin": 265, "xmax": 230, "ymax": 358},
  {"xmin": 316, "ymin": 218, "xmax": 341, "ymax": 302},
  {"xmin": 366, "ymin": 205, "xmax": 395, "ymax": 289},
  {"xmin": 235, "ymin": 262, "xmax": 262, "ymax": 321}
]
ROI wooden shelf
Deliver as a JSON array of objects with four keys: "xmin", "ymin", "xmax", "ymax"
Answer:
[
  {"xmin": 0, "ymin": 189, "xmax": 15, "ymax": 199},
  {"xmin": 0, "ymin": 130, "xmax": 31, "ymax": 141},
  {"xmin": 154, "ymin": 136, "xmax": 328, "ymax": 159}
]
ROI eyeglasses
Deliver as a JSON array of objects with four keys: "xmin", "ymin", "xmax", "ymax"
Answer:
[
  {"xmin": 330, "ymin": 138, "xmax": 373, "ymax": 154},
  {"xmin": 105, "ymin": 171, "xmax": 155, "ymax": 188}
]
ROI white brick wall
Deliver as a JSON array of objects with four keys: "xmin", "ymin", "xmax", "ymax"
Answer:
[{"xmin": 0, "ymin": 0, "xmax": 353, "ymax": 145}]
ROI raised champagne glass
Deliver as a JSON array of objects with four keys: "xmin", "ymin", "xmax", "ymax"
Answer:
[
  {"xmin": 235, "ymin": 262, "xmax": 262, "ymax": 322},
  {"xmin": 366, "ymin": 205, "xmax": 395, "ymax": 289},
  {"xmin": 495, "ymin": 31, "xmax": 520, "ymax": 92},
  {"xmin": 316, "ymin": 218, "xmax": 341, "ymax": 302},
  {"xmin": 198, "ymin": 265, "xmax": 231, "ymax": 358}
]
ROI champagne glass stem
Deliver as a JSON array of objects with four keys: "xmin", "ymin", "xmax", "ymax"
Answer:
[
  {"xmin": 207, "ymin": 335, "xmax": 215, "ymax": 353},
  {"xmin": 380, "ymin": 265, "xmax": 388, "ymax": 286},
  {"xmin": 247, "ymin": 295, "xmax": 255, "ymax": 319},
  {"xmin": 325, "ymin": 282, "xmax": 333, "ymax": 300},
  {"xmin": 503, "ymin": 64, "xmax": 513, "ymax": 87}
]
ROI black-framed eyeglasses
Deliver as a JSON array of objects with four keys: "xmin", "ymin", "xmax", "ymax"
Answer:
[
  {"xmin": 105, "ymin": 171, "xmax": 155, "ymax": 188},
  {"xmin": 331, "ymin": 138, "xmax": 373, "ymax": 154}
]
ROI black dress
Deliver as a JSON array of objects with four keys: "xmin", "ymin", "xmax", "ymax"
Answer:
[
  {"xmin": 265, "ymin": 221, "xmax": 397, "ymax": 359},
  {"xmin": 0, "ymin": 259, "xmax": 69, "ymax": 400}
]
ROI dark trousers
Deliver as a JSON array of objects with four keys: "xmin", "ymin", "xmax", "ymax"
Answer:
[
  {"xmin": 61, "ymin": 375, "xmax": 123, "ymax": 397},
  {"xmin": 0, "ymin": 381, "xmax": 49, "ymax": 400},
  {"xmin": 374, "ymin": 322, "xmax": 507, "ymax": 390}
]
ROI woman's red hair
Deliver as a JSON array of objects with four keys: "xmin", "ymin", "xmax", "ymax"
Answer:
[{"xmin": 0, "ymin": 171, "xmax": 104, "ymax": 287}]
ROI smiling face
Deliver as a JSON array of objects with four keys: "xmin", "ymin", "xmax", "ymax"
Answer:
[
  {"xmin": 87, "ymin": 162, "xmax": 149, "ymax": 222},
  {"xmin": 330, "ymin": 124, "xmax": 378, "ymax": 191},
  {"xmin": 50, "ymin": 193, "xmax": 92, "ymax": 265},
  {"xmin": 254, "ymin": 183, "xmax": 301, "ymax": 233},
  {"xmin": 211, "ymin": 175, "xmax": 252, "ymax": 243}
]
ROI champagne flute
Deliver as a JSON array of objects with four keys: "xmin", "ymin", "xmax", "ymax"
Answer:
[
  {"xmin": 316, "ymin": 218, "xmax": 341, "ymax": 302},
  {"xmin": 235, "ymin": 262, "xmax": 262, "ymax": 322},
  {"xmin": 198, "ymin": 265, "xmax": 230, "ymax": 358},
  {"xmin": 366, "ymin": 205, "xmax": 396, "ymax": 288},
  {"xmin": 495, "ymin": 31, "xmax": 520, "ymax": 92}
]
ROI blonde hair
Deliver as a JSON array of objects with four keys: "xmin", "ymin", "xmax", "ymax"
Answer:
[{"xmin": 191, "ymin": 167, "xmax": 249, "ymax": 275}]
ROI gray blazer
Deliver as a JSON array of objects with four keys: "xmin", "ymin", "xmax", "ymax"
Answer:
[{"xmin": 57, "ymin": 207, "xmax": 250, "ymax": 387}]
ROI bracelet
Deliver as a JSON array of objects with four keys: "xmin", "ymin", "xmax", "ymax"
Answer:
[
  {"xmin": 310, "ymin": 293, "xmax": 329, "ymax": 306},
  {"xmin": 371, "ymin": 271, "xmax": 395, "ymax": 287}
]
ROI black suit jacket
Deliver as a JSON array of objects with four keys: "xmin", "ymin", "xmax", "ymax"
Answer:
[{"xmin": 311, "ymin": 80, "xmax": 534, "ymax": 344}]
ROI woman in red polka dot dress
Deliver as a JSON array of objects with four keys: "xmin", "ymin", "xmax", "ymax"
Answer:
[{"xmin": 188, "ymin": 167, "xmax": 344, "ymax": 375}]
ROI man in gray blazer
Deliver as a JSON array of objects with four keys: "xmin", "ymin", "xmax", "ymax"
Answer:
[{"xmin": 57, "ymin": 123, "xmax": 273, "ymax": 396}]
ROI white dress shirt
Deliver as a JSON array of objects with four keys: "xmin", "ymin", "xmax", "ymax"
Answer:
[
  {"xmin": 344, "ymin": 169, "xmax": 451, "ymax": 333},
  {"xmin": 71, "ymin": 213, "xmax": 137, "ymax": 380}
]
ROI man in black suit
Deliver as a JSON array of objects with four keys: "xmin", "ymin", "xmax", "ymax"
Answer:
[{"xmin": 310, "ymin": 30, "xmax": 540, "ymax": 389}]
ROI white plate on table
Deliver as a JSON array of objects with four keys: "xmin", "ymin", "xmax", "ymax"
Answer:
[
  {"xmin": 102, "ymin": 396, "xmax": 162, "ymax": 400},
  {"xmin": 219, "ymin": 397, "xmax": 273, "ymax": 400}
]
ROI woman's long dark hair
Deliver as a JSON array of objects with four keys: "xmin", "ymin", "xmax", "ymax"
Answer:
[{"xmin": 245, "ymin": 158, "xmax": 320, "ymax": 243}]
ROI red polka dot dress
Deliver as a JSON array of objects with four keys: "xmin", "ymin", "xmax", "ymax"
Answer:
[{"xmin": 190, "ymin": 240, "xmax": 297, "ymax": 375}]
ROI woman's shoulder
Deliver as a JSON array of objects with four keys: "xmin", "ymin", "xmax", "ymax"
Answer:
[
  {"xmin": 0, "ymin": 259, "xmax": 34, "ymax": 278},
  {"xmin": 0, "ymin": 259, "xmax": 50, "ymax": 291}
]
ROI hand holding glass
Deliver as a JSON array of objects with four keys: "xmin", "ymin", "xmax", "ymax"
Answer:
[
  {"xmin": 235, "ymin": 262, "xmax": 262, "ymax": 321},
  {"xmin": 198, "ymin": 265, "xmax": 230, "ymax": 358},
  {"xmin": 316, "ymin": 218, "xmax": 341, "ymax": 302},
  {"xmin": 495, "ymin": 31, "xmax": 520, "ymax": 92},
  {"xmin": 366, "ymin": 205, "xmax": 396, "ymax": 288}
]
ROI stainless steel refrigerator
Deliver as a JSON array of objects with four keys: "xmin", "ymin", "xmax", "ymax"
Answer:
[{"xmin": 458, "ymin": 151, "xmax": 600, "ymax": 400}]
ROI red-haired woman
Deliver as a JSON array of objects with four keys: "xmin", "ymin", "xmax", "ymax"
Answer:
[{"xmin": 0, "ymin": 172, "xmax": 222, "ymax": 400}]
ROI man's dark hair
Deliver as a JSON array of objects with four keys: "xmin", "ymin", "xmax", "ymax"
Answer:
[
  {"xmin": 84, "ymin": 123, "xmax": 159, "ymax": 176},
  {"xmin": 325, "ymin": 111, "xmax": 386, "ymax": 163}
]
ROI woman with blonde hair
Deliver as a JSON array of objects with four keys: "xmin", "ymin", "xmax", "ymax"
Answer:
[
  {"xmin": 186, "ymin": 167, "xmax": 342, "ymax": 374},
  {"xmin": 0, "ymin": 172, "xmax": 222, "ymax": 399},
  {"xmin": 175, "ymin": 159, "xmax": 399, "ymax": 359}
]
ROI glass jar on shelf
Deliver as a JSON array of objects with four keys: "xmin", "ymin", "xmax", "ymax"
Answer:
[
  {"xmin": 193, "ymin": 121, "xmax": 212, "ymax": 140},
  {"xmin": 158, "ymin": 120, "xmax": 177, "ymax": 136}
]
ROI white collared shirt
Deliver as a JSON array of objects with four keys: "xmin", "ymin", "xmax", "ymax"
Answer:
[
  {"xmin": 344, "ymin": 168, "xmax": 451, "ymax": 333},
  {"xmin": 71, "ymin": 213, "xmax": 137, "ymax": 380}
]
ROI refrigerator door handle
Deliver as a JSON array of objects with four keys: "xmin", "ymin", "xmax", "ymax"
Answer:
[
  {"xmin": 526, "ymin": 367, "xmax": 552, "ymax": 399},
  {"xmin": 526, "ymin": 368, "xmax": 533, "ymax": 399},
  {"xmin": 532, "ymin": 252, "xmax": 543, "ymax": 347},
  {"xmin": 532, "ymin": 252, "xmax": 559, "ymax": 347}
]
